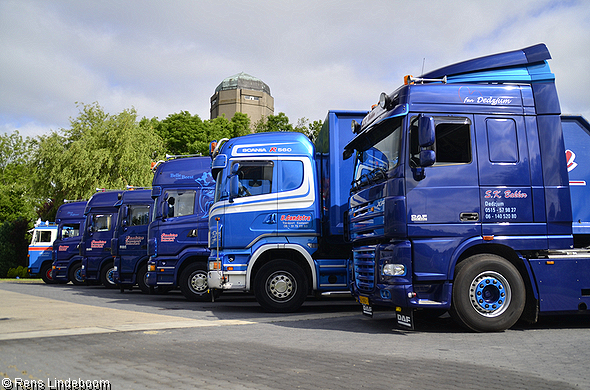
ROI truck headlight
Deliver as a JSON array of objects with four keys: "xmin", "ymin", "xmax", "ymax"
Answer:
[{"xmin": 382, "ymin": 264, "xmax": 406, "ymax": 276}]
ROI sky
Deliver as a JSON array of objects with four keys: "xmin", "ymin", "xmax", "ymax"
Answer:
[{"xmin": 1, "ymin": 0, "xmax": 589, "ymax": 138}]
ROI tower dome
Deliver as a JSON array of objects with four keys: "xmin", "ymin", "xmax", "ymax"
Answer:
[{"xmin": 214, "ymin": 72, "xmax": 271, "ymax": 96}]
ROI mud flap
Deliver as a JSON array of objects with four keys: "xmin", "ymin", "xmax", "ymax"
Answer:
[{"xmin": 395, "ymin": 306, "xmax": 414, "ymax": 330}]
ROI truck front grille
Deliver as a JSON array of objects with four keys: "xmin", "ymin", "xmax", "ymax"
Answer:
[{"xmin": 353, "ymin": 246, "xmax": 376, "ymax": 293}]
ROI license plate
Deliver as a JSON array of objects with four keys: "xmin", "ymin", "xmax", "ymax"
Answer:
[
  {"xmin": 359, "ymin": 295, "xmax": 369, "ymax": 305},
  {"xmin": 362, "ymin": 304, "xmax": 373, "ymax": 317}
]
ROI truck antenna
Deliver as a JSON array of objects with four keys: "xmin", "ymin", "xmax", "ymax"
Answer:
[{"xmin": 421, "ymin": 58, "xmax": 426, "ymax": 76}]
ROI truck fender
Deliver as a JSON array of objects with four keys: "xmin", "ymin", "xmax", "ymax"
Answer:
[{"xmin": 247, "ymin": 244, "xmax": 317, "ymax": 290}]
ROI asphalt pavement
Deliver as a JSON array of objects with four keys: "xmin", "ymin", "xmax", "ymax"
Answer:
[{"xmin": 1, "ymin": 280, "xmax": 589, "ymax": 389}]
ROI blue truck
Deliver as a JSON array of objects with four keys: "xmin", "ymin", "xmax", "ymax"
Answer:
[
  {"xmin": 51, "ymin": 201, "xmax": 87, "ymax": 285},
  {"xmin": 27, "ymin": 221, "xmax": 58, "ymax": 283},
  {"xmin": 111, "ymin": 189, "xmax": 153, "ymax": 292},
  {"xmin": 344, "ymin": 43, "xmax": 590, "ymax": 331},
  {"xmin": 80, "ymin": 190, "xmax": 123, "ymax": 287},
  {"xmin": 207, "ymin": 110, "xmax": 367, "ymax": 312},
  {"xmin": 146, "ymin": 156, "xmax": 216, "ymax": 300}
]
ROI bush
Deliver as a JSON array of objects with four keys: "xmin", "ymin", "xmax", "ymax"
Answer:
[
  {"xmin": 0, "ymin": 217, "xmax": 31, "ymax": 278},
  {"xmin": 6, "ymin": 266, "xmax": 29, "ymax": 279}
]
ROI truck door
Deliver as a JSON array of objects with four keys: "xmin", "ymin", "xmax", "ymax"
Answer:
[
  {"xmin": 406, "ymin": 114, "xmax": 481, "ymax": 279},
  {"xmin": 119, "ymin": 204, "xmax": 150, "ymax": 274},
  {"xmin": 474, "ymin": 115, "xmax": 535, "ymax": 237},
  {"xmin": 222, "ymin": 159, "xmax": 278, "ymax": 249},
  {"xmin": 275, "ymin": 158, "xmax": 315, "ymax": 237}
]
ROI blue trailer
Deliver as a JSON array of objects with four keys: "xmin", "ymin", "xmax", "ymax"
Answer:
[
  {"xmin": 111, "ymin": 189, "xmax": 153, "ymax": 292},
  {"xmin": 51, "ymin": 201, "xmax": 87, "ymax": 285},
  {"xmin": 80, "ymin": 190, "xmax": 123, "ymax": 287},
  {"xmin": 27, "ymin": 221, "xmax": 58, "ymax": 283},
  {"xmin": 344, "ymin": 43, "xmax": 590, "ymax": 331},
  {"xmin": 146, "ymin": 156, "xmax": 215, "ymax": 300},
  {"xmin": 207, "ymin": 110, "xmax": 367, "ymax": 312}
]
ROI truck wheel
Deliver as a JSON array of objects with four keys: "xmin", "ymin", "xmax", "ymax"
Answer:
[
  {"xmin": 179, "ymin": 263, "xmax": 211, "ymax": 301},
  {"xmin": 101, "ymin": 262, "xmax": 117, "ymax": 289},
  {"xmin": 136, "ymin": 264, "xmax": 150, "ymax": 294},
  {"xmin": 40, "ymin": 263, "xmax": 54, "ymax": 284},
  {"xmin": 450, "ymin": 254, "xmax": 525, "ymax": 332},
  {"xmin": 254, "ymin": 260, "xmax": 308, "ymax": 313},
  {"xmin": 68, "ymin": 263, "xmax": 85, "ymax": 286}
]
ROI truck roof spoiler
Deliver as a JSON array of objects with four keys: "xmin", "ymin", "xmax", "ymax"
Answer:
[{"xmin": 421, "ymin": 43, "xmax": 551, "ymax": 80}]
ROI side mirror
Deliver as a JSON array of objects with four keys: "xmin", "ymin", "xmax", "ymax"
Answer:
[
  {"xmin": 419, "ymin": 150, "xmax": 436, "ymax": 167},
  {"xmin": 418, "ymin": 115, "xmax": 435, "ymax": 147},
  {"xmin": 229, "ymin": 163, "xmax": 240, "ymax": 202}
]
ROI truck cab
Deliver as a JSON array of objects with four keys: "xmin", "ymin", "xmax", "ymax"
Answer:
[
  {"xmin": 51, "ymin": 201, "xmax": 87, "ymax": 285},
  {"xmin": 80, "ymin": 190, "xmax": 123, "ymax": 287},
  {"xmin": 146, "ymin": 156, "xmax": 215, "ymax": 300},
  {"xmin": 345, "ymin": 44, "xmax": 590, "ymax": 331},
  {"xmin": 207, "ymin": 111, "xmax": 367, "ymax": 312},
  {"xmin": 27, "ymin": 221, "xmax": 58, "ymax": 283},
  {"xmin": 111, "ymin": 189, "xmax": 152, "ymax": 292}
]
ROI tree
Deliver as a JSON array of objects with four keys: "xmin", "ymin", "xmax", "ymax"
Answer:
[
  {"xmin": 254, "ymin": 113, "xmax": 322, "ymax": 142},
  {"xmin": 254, "ymin": 112, "xmax": 293, "ymax": 133},
  {"xmin": 0, "ymin": 131, "xmax": 37, "ymax": 223},
  {"xmin": 31, "ymin": 102, "xmax": 165, "ymax": 217},
  {"xmin": 153, "ymin": 111, "xmax": 203, "ymax": 156}
]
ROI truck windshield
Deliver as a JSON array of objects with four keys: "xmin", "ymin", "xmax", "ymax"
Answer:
[{"xmin": 352, "ymin": 119, "xmax": 402, "ymax": 189}]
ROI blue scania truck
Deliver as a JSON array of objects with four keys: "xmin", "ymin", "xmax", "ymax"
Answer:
[
  {"xmin": 207, "ymin": 110, "xmax": 366, "ymax": 312},
  {"xmin": 51, "ymin": 201, "xmax": 87, "ymax": 285},
  {"xmin": 80, "ymin": 190, "xmax": 123, "ymax": 287},
  {"xmin": 146, "ymin": 156, "xmax": 215, "ymax": 300},
  {"xmin": 344, "ymin": 43, "xmax": 590, "ymax": 331},
  {"xmin": 111, "ymin": 189, "xmax": 153, "ymax": 292}
]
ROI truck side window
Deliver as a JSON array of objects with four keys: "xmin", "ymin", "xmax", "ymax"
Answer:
[
  {"xmin": 92, "ymin": 214, "xmax": 112, "ymax": 232},
  {"xmin": 235, "ymin": 161, "xmax": 274, "ymax": 197},
  {"xmin": 280, "ymin": 161, "xmax": 303, "ymax": 191},
  {"xmin": 34, "ymin": 230, "xmax": 53, "ymax": 244},
  {"xmin": 129, "ymin": 205, "xmax": 150, "ymax": 226},
  {"xmin": 165, "ymin": 190, "xmax": 195, "ymax": 217},
  {"xmin": 410, "ymin": 116, "xmax": 471, "ymax": 166},
  {"xmin": 486, "ymin": 118, "xmax": 518, "ymax": 162},
  {"xmin": 61, "ymin": 223, "xmax": 80, "ymax": 239}
]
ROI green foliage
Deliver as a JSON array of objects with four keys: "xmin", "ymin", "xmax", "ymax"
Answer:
[
  {"xmin": 0, "ymin": 217, "xmax": 29, "ymax": 277},
  {"xmin": 254, "ymin": 113, "xmax": 322, "ymax": 142},
  {"xmin": 6, "ymin": 266, "xmax": 29, "ymax": 279},
  {"xmin": 154, "ymin": 111, "xmax": 203, "ymax": 155},
  {"xmin": 0, "ymin": 131, "xmax": 37, "ymax": 223},
  {"xmin": 31, "ymin": 102, "xmax": 165, "ymax": 204}
]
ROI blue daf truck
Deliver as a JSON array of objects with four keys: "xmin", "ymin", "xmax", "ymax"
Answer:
[
  {"xmin": 207, "ymin": 110, "xmax": 366, "ymax": 312},
  {"xmin": 344, "ymin": 43, "xmax": 590, "ymax": 332},
  {"xmin": 51, "ymin": 201, "xmax": 87, "ymax": 285},
  {"xmin": 146, "ymin": 156, "xmax": 216, "ymax": 300},
  {"xmin": 111, "ymin": 189, "xmax": 153, "ymax": 292},
  {"xmin": 80, "ymin": 190, "xmax": 123, "ymax": 287}
]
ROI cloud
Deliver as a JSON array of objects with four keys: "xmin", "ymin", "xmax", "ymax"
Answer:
[{"xmin": 1, "ymin": 0, "xmax": 589, "ymax": 137}]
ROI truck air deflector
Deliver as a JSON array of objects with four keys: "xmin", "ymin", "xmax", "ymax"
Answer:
[{"xmin": 421, "ymin": 43, "xmax": 550, "ymax": 79}]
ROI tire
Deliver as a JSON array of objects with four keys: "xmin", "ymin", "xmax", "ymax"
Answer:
[
  {"xmin": 450, "ymin": 254, "xmax": 525, "ymax": 332},
  {"xmin": 101, "ymin": 262, "xmax": 117, "ymax": 289},
  {"xmin": 68, "ymin": 263, "xmax": 85, "ymax": 286},
  {"xmin": 40, "ymin": 263, "xmax": 54, "ymax": 284},
  {"xmin": 136, "ymin": 264, "xmax": 150, "ymax": 294},
  {"xmin": 254, "ymin": 260, "xmax": 308, "ymax": 313},
  {"xmin": 179, "ymin": 263, "xmax": 211, "ymax": 301}
]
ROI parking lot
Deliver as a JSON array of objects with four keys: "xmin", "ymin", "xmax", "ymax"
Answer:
[{"xmin": 1, "ymin": 280, "xmax": 589, "ymax": 390}]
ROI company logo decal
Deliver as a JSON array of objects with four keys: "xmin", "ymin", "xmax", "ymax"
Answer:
[
  {"xmin": 125, "ymin": 236, "xmax": 144, "ymax": 246},
  {"xmin": 459, "ymin": 87, "xmax": 512, "ymax": 106},
  {"xmin": 280, "ymin": 214, "xmax": 312, "ymax": 229},
  {"xmin": 91, "ymin": 240, "xmax": 106, "ymax": 249},
  {"xmin": 566, "ymin": 149, "xmax": 577, "ymax": 172},
  {"xmin": 411, "ymin": 214, "xmax": 427, "ymax": 222},
  {"xmin": 484, "ymin": 190, "xmax": 528, "ymax": 199},
  {"xmin": 59, "ymin": 245, "xmax": 69, "ymax": 251},
  {"xmin": 161, "ymin": 233, "xmax": 178, "ymax": 242}
]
